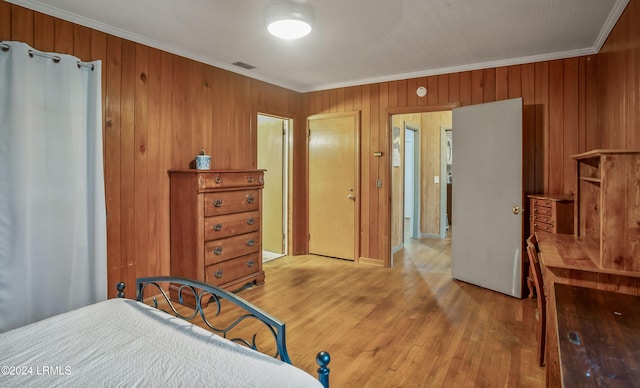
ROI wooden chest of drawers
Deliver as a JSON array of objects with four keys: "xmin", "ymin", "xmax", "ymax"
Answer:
[
  {"xmin": 169, "ymin": 169, "xmax": 265, "ymax": 292},
  {"xmin": 528, "ymin": 194, "xmax": 574, "ymax": 235}
]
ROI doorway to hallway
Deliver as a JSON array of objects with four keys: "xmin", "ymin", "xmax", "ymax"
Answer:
[{"xmin": 257, "ymin": 114, "xmax": 289, "ymax": 262}]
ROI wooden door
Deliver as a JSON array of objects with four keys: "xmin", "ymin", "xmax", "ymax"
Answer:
[
  {"xmin": 451, "ymin": 98, "xmax": 523, "ymax": 298},
  {"xmin": 258, "ymin": 115, "xmax": 285, "ymax": 254},
  {"xmin": 308, "ymin": 113, "xmax": 359, "ymax": 260}
]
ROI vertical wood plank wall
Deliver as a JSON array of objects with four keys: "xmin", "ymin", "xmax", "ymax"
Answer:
[
  {"xmin": 305, "ymin": 57, "xmax": 599, "ymax": 265},
  {"xmin": 0, "ymin": 1, "xmax": 304, "ymax": 297},
  {"xmin": 420, "ymin": 111, "xmax": 452, "ymax": 238},
  {"xmin": 3, "ymin": 1, "xmax": 639, "ymax": 280},
  {"xmin": 597, "ymin": 0, "xmax": 640, "ymax": 149}
]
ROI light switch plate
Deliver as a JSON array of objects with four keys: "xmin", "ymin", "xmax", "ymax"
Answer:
[{"xmin": 434, "ymin": 176, "xmax": 440, "ymax": 184}]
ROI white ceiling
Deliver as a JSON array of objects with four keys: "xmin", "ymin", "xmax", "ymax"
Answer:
[{"xmin": 7, "ymin": 0, "xmax": 629, "ymax": 93}]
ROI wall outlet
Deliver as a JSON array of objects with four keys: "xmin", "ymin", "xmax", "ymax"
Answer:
[{"xmin": 434, "ymin": 176, "xmax": 440, "ymax": 184}]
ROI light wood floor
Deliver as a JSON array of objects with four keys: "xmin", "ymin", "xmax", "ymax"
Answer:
[{"xmin": 238, "ymin": 235, "xmax": 545, "ymax": 387}]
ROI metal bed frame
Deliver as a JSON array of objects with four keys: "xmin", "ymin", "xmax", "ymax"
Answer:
[{"xmin": 116, "ymin": 276, "xmax": 330, "ymax": 388}]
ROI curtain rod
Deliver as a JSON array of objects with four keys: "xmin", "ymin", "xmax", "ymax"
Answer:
[{"xmin": 0, "ymin": 42, "xmax": 94, "ymax": 71}]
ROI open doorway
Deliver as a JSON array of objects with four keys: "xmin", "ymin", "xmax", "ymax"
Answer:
[
  {"xmin": 390, "ymin": 110, "xmax": 453, "ymax": 255},
  {"xmin": 440, "ymin": 126, "xmax": 453, "ymax": 239},
  {"xmin": 257, "ymin": 114, "xmax": 289, "ymax": 262},
  {"xmin": 404, "ymin": 125, "xmax": 420, "ymax": 241}
]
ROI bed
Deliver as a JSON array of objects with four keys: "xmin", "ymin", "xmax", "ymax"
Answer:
[{"xmin": 0, "ymin": 276, "xmax": 330, "ymax": 387}]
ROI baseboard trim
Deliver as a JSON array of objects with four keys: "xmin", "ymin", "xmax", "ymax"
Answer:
[
  {"xmin": 358, "ymin": 257, "xmax": 384, "ymax": 266},
  {"xmin": 392, "ymin": 243, "xmax": 404, "ymax": 254}
]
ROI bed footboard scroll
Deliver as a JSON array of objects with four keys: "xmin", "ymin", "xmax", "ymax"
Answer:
[{"xmin": 116, "ymin": 278, "xmax": 330, "ymax": 387}]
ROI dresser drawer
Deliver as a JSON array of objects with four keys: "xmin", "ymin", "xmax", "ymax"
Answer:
[
  {"xmin": 204, "ymin": 211, "xmax": 260, "ymax": 241},
  {"xmin": 205, "ymin": 231, "xmax": 260, "ymax": 265},
  {"xmin": 204, "ymin": 189, "xmax": 260, "ymax": 216},
  {"xmin": 534, "ymin": 221, "xmax": 554, "ymax": 233},
  {"xmin": 533, "ymin": 214, "xmax": 553, "ymax": 225},
  {"xmin": 533, "ymin": 206, "xmax": 552, "ymax": 216},
  {"xmin": 531, "ymin": 198, "xmax": 552, "ymax": 208},
  {"xmin": 199, "ymin": 171, "xmax": 264, "ymax": 190},
  {"xmin": 205, "ymin": 253, "xmax": 260, "ymax": 286}
]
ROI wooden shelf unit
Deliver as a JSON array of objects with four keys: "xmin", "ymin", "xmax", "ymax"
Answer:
[{"xmin": 572, "ymin": 149, "xmax": 640, "ymax": 272}]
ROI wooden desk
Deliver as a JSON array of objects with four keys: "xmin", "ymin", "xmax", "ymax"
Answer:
[
  {"xmin": 537, "ymin": 233, "xmax": 640, "ymax": 387},
  {"xmin": 555, "ymin": 283, "xmax": 640, "ymax": 387},
  {"xmin": 538, "ymin": 233, "xmax": 640, "ymax": 278}
]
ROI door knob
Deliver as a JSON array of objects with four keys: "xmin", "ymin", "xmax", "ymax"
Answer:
[
  {"xmin": 512, "ymin": 206, "xmax": 520, "ymax": 214},
  {"xmin": 347, "ymin": 193, "xmax": 356, "ymax": 201}
]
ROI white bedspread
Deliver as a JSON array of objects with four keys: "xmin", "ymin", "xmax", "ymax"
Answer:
[{"xmin": 0, "ymin": 298, "xmax": 322, "ymax": 387}]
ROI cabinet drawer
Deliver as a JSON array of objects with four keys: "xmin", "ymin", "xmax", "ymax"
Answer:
[
  {"xmin": 200, "ymin": 171, "xmax": 263, "ymax": 190},
  {"xmin": 205, "ymin": 253, "xmax": 260, "ymax": 286},
  {"xmin": 204, "ymin": 190, "xmax": 259, "ymax": 216},
  {"xmin": 532, "ymin": 198, "xmax": 552, "ymax": 208},
  {"xmin": 533, "ymin": 214, "xmax": 553, "ymax": 225},
  {"xmin": 534, "ymin": 221, "xmax": 554, "ymax": 233},
  {"xmin": 205, "ymin": 231, "xmax": 260, "ymax": 265},
  {"xmin": 204, "ymin": 211, "xmax": 260, "ymax": 241},
  {"xmin": 533, "ymin": 206, "xmax": 552, "ymax": 216}
]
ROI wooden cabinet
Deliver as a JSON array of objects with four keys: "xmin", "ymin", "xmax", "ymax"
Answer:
[
  {"xmin": 169, "ymin": 169, "xmax": 265, "ymax": 292},
  {"xmin": 528, "ymin": 194, "xmax": 574, "ymax": 235},
  {"xmin": 573, "ymin": 149, "xmax": 640, "ymax": 271}
]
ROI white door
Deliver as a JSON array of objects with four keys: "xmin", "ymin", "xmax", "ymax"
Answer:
[{"xmin": 451, "ymin": 98, "xmax": 523, "ymax": 298}]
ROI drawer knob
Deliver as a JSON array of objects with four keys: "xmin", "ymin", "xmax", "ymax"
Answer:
[
  {"xmin": 213, "ymin": 199, "xmax": 223, "ymax": 207},
  {"xmin": 215, "ymin": 176, "xmax": 222, "ymax": 184},
  {"xmin": 247, "ymin": 239, "xmax": 255, "ymax": 247},
  {"xmin": 214, "ymin": 269, "xmax": 224, "ymax": 278},
  {"xmin": 213, "ymin": 223, "xmax": 223, "ymax": 231},
  {"xmin": 247, "ymin": 259, "xmax": 255, "ymax": 268},
  {"xmin": 247, "ymin": 217, "xmax": 255, "ymax": 225},
  {"xmin": 246, "ymin": 194, "xmax": 255, "ymax": 204},
  {"xmin": 247, "ymin": 176, "xmax": 254, "ymax": 183},
  {"xmin": 213, "ymin": 246, "xmax": 223, "ymax": 255}
]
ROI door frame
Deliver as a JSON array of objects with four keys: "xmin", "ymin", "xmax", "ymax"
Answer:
[
  {"xmin": 404, "ymin": 124, "xmax": 420, "ymax": 240},
  {"xmin": 439, "ymin": 125, "xmax": 452, "ymax": 239},
  {"xmin": 387, "ymin": 104, "xmax": 460, "ymax": 267},
  {"xmin": 306, "ymin": 111, "xmax": 361, "ymax": 262},
  {"xmin": 257, "ymin": 111, "xmax": 291, "ymax": 256}
]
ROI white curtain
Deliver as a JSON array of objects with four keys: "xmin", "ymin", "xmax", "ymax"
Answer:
[{"xmin": 0, "ymin": 41, "xmax": 107, "ymax": 333}]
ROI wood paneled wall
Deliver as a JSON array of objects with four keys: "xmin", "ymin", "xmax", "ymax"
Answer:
[
  {"xmin": 305, "ymin": 57, "xmax": 599, "ymax": 266},
  {"xmin": 0, "ymin": 1, "xmax": 305, "ymax": 297},
  {"xmin": 419, "ymin": 111, "xmax": 452, "ymax": 237},
  {"xmin": 597, "ymin": 0, "xmax": 640, "ymax": 148},
  {"xmin": 4, "ymin": 0, "xmax": 639, "ymax": 280}
]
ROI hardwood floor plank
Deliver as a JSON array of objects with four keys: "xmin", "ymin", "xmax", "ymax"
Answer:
[{"xmin": 233, "ymin": 235, "xmax": 545, "ymax": 387}]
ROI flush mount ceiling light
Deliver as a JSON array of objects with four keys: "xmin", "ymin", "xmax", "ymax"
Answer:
[{"xmin": 264, "ymin": 0, "xmax": 315, "ymax": 40}]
